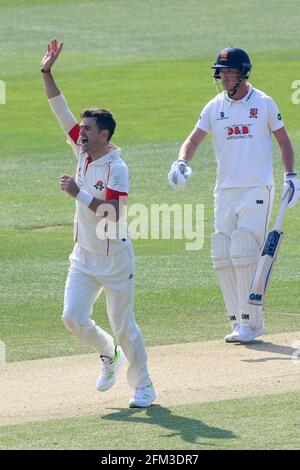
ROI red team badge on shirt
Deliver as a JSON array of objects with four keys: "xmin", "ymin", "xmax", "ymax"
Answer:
[
  {"xmin": 249, "ymin": 108, "xmax": 258, "ymax": 118},
  {"xmin": 94, "ymin": 180, "xmax": 105, "ymax": 191}
]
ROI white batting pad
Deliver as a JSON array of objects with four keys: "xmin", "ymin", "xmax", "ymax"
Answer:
[
  {"xmin": 230, "ymin": 230, "xmax": 263, "ymax": 330},
  {"xmin": 230, "ymin": 230, "xmax": 261, "ymax": 267},
  {"xmin": 211, "ymin": 232, "xmax": 239, "ymax": 328}
]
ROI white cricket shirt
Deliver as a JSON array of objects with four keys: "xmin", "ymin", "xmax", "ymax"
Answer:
[
  {"xmin": 196, "ymin": 85, "xmax": 284, "ymax": 190},
  {"xmin": 49, "ymin": 94, "xmax": 130, "ymax": 255}
]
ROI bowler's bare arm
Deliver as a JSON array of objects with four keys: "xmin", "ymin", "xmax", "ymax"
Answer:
[{"xmin": 40, "ymin": 37, "xmax": 63, "ymax": 98}]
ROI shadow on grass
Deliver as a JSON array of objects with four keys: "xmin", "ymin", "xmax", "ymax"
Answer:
[
  {"xmin": 102, "ymin": 405, "xmax": 236, "ymax": 445},
  {"xmin": 238, "ymin": 340, "xmax": 300, "ymax": 363}
]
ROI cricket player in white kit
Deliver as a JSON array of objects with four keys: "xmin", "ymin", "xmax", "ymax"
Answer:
[
  {"xmin": 41, "ymin": 38, "xmax": 156, "ymax": 407},
  {"xmin": 168, "ymin": 47, "xmax": 300, "ymax": 343}
]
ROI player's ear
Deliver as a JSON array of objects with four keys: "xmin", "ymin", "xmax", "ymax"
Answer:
[{"xmin": 100, "ymin": 129, "xmax": 110, "ymax": 141}]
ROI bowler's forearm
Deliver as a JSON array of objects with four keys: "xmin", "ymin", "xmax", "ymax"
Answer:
[{"xmin": 41, "ymin": 71, "xmax": 61, "ymax": 99}]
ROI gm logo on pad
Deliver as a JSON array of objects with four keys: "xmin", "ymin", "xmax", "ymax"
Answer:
[{"xmin": 249, "ymin": 293, "xmax": 262, "ymax": 302}]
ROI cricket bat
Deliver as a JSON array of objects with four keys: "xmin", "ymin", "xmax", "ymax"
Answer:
[{"xmin": 248, "ymin": 186, "xmax": 292, "ymax": 306}]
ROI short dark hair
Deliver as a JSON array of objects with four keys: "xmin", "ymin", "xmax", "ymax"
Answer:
[{"xmin": 80, "ymin": 108, "xmax": 116, "ymax": 141}]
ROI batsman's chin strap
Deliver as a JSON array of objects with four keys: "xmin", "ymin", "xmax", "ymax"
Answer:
[
  {"xmin": 214, "ymin": 68, "xmax": 248, "ymax": 97},
  {"xmin": 227, "ymin": 77, "xmax": 244, "ymax": 97},
  {"xmin": 214, "ymin": 77, "xmax": 244, "ymax": 97}
]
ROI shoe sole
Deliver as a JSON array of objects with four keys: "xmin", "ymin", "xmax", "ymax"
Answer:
[
  {"xmin": 96, "ymin": 351, "xmax": 127, "ymax": 392},
  {"xmin": 129, "ymin": 391, "xmax": 157, "ymax": 408},
  {"xmin": 225, "ymin": 336, "xmax": 240, "ymax": 343},
  {"xmin": 129, "ymin": 397, "xmax": 157, "ymax": 408},
  {"xmin": 129, "ymin": 402, "xmax": 153, "ymax": 408},
  {"xmin": 235, "ymin": 329, "xmax": 266, "ymax": 343}
]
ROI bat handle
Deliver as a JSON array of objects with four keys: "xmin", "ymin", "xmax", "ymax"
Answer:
[{"xmin": 273, "ymin": 185, "xmax": 292, "ymax": 232}]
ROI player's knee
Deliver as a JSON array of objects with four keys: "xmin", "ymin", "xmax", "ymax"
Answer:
[
  {"xmin": 211, "ymin": 232, "xmax": 232, "ymax": 270},
  {"xmin": 230, "ymin": 230, "xmax": 260, "ymax": 267},
  {"xmin": 62, "ymin": 310, "xmax": 80, "ymax": 333},
  {"xmin": 115, "ymin": 325, "xmax": 129, "ymax": 344},
  {"xmin": 117, "ymin": 320, "xmax": 140, "ymax": 346}
]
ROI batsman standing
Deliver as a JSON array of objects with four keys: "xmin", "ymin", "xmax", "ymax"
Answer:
[
  {"xmin": 40, "ymin": 38, "xmax": 156, "ymax": 407},
  {"xmin": 168, "ymin": 47, "xmax": 300, "ymax": 342}
]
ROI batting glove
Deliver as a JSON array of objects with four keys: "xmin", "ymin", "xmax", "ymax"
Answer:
[
  {"xmin": 282, "ymin": 172, "xmax": 300, "ymax": 208},
  {"xmin": 168, "ymin": 160, "xmax": 193, "ymax": 191}
]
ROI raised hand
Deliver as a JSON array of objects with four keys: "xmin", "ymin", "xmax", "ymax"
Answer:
[{"xmin": 41, "ymin": 38, "xmax": 63, "ymax": 72}]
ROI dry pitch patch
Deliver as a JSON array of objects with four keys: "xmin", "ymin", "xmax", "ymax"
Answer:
[{"xmin": 0, "ymin": 331, "xmax": 299, "ymax": 426}]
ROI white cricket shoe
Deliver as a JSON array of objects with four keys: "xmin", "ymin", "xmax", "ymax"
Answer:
[
  {"xmin": 96, "ymin": 346, "xmax": 126, "ymax": 391},
  {"xmin": 129, "ymin": 383, "xmax": 157, "ymax": 408},
  {"xmin": 224, "ymin": 324, "xmax": 240, "ymax": 343},
  {"xmin": 234, "ymin": 324, "xmax": 266, "ymax": 343}
]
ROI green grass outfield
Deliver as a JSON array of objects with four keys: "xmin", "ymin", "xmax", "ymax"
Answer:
[
  {"xmin": 0, "ymin": 0, "xmax": 299, "ymax": 450},
  {"xmin": 0, "ymin": 391, "xmax": 299, "ymax": 450}
]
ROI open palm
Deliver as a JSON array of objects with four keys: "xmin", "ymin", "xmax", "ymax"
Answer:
[{"xmin": 41, "ymin": 38, "xmax": 63, "ymax": 72}]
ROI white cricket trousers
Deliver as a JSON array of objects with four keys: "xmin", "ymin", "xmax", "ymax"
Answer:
[
  {"xmin": 212, "ymin": 185, "xmax": 275, "ymax": 330},
  {"xmin": 62, "ymin": 242, "xmax": 151, "ymax": 389},
  {"xmin": 214, "ymin": 186, "xmax": 275, "ymax": 247}
]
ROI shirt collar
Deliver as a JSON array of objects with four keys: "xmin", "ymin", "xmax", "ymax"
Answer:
[
  {"xmin": 225, "ymin": 84, "xmax": 254, "ymax": 104},
  {"xmin": 85, "ymin": 147, "xmax": 121, "ymax": 166}
]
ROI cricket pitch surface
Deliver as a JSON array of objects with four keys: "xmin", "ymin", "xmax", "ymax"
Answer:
[{"xmin": 1, "ymin": 331, "xmax": 299, "ymax": 425}]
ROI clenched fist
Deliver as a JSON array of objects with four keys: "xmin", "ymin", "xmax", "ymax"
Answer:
[{"xmin": 60, "ymin": 175, "xmax": 80, "ymax": 198}]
